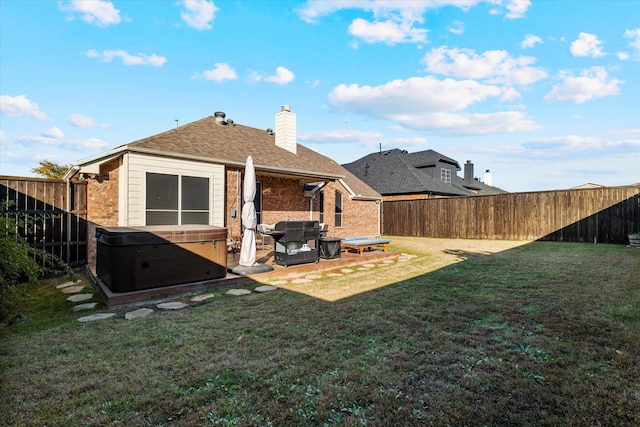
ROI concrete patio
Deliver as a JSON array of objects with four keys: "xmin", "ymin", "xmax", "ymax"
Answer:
[{"xmin": 88, "ymin": 244, "xmax": 399, "ymax": 310}]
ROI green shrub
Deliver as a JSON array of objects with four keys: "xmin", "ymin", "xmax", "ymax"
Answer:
[{"xmin": 0, "ymin": 202, "xmax": 73, "ymax": 321}]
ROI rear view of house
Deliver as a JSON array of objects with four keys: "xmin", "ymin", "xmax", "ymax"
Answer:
[{"xmin": 66, "ymin": 106, "xmax": 382, "ymax": 265}]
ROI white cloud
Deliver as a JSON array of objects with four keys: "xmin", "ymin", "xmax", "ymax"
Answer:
[
  {"xmin": 617, "ymin": 52, "xmax": 630, "ymax": 60},
  {"xmin": 0, "ymin": 95, "xmax": 49, "ymax": 120},
  {"xmin": 348, "ymin": 17, "xmax": 427, "ymax": 45},
  {"xmin": 544, "ymin": 66, "xmax": 622, "ymax": 104},
  {"xmin": 254, "ymin": 66, "xmax": 295, "ymax": 85},
  {"xmin": 297, "ymin": 1, "xmax": 529, "ymax": 24},
  {"xmin": 18, "ymin": 134, "xmax": 108, "ymax": 150},
  {"xmin": 624, "ymin": 28, "xmax": 640, "ymax": 54},
  {"xmin": 42, "ymin": 127, "xmax": 64, "ymax": 139},
  {"xmin": 200, "ymin": 63, "xmax": 238, "ymax": 82},
  {"xmin": 328, "ymin": 76, "xmax": 539, "ymax": 134},
  {"xmin": 181, "ymin": 0, "xmax": 218, "ymax": 30},
  {"xmin": 570, "ymin": 32, "xmax": 605, "ymax": 57},
  {"xmin": 67, "ymin": 113, "xmax": 107, "ymax": 128},
  {"xmin": 423, "ymin": 46, "xmax": 547, "ymax": 86},
  {"xmin": 448, "ymin": 20, "xmax": 464, "ymax": 35},
  {"xmin": 298, "ymin": 129, "xmax": 385, "ymax": 145},
  {"xmin": 86, "ymin": 49, "xmax": 167, "ymax": 66},
  {"xmin": 521, "ymin": 34, "xmax": 542, "ymax": 49},
  {"xmin": 504, "ymin": 0, "xmax": 531, "ymax": 19},
  {"xmin": 59, "ymin": 0, "xmax": 121, "ymax": 27}
]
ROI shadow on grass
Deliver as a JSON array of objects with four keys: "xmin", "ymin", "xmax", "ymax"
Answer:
[{"xmin": 1, "ymin": 238, "xmax": 639, "ymax": 426}]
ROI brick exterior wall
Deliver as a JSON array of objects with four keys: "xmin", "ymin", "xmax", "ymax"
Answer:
[
  {"xmin": 86, "ymin": 158, "xmax": 120, "ymax": 265},
  {"xmin": 85, "ymin": 162, "xmax": 380, "ymax": 265},
  {"xmin": 225, "ymin": 170, "xmax": 380, "ymax": 239}
]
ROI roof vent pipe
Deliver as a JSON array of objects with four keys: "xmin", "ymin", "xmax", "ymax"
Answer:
[
  {"xmin": 484, "ymin": 169, "xmax": 493, "ymax": 186},
  {"xmin": 214, "ymin": 111, "xmax": 226, "ymax": 125}
]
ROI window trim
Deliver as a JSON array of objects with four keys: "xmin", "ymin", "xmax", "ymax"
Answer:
[
  {"xmin": 441, "ymin": 168, "xmax": 452, "ymax": 184},
  {"xmin": 145, "ymin": 171, "xmax": 211, "ymax": 226},
  {"xmin": 335, "ymin": 190, "xmax": 343, "ymax": 228}
]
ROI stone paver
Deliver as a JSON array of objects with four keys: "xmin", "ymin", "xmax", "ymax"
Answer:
[
  {"xmin": 125, "ymin": 308, "xmax": 154, "ymax": 320},
  {"xmin": 67, "ymin": 294, "xmax": 93, "ymax": 303},
  {"xmin": 61, "ymin": 285, "xmax": 85, "ymax": 294},
  {"xmin": 191, "ymin": 293, "xmax": 215, "ymax": 302},
  {"xmin": 326, "ymin": 273, "xmax": 344, "ymax": 277},
  {"xmin": 72, "ymin": 302, "xmax": 98, "ymax": 311},
  {"xmin": 341, "ymin": 268, "xmax": 354, "ymax": 274},
  {"xmin": 291, "ymin": 278, "xmax": 312, "ymax": 284},
  {"xmin": 304, "ymin": 274, "xmax": 323, "ymax": 280},
  {"xmin": 382, "ymin": 259, "xmax": 395, "ymax": 264},
  {"xmin": 363, "ymin": 263, "xmax": 376, "ymax": 268},
  {"xmin": 226, "ymin": 289, "xmax": 251, "ymax": 296},
  {"xmin": 157, "ymin": 302, "xmax": 189, "ymax": 310},
  {"xmin": 56, "ymin": 281, "xmax": 76, "ymax": 289},
  {"xmin": 77, "ymin": 313, "xmax": 116, "ymax": 322},
  {"xmin": 255, "ymin": 285, "xmax": 277, "ymax": 293},
  {"xmin": 269, "ymin": 280, "xmax": 288, "ymax": 286}
]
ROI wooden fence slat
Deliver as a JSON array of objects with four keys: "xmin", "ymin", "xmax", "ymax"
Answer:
[
  {"xmin": 383, "ymin": 186, "xmax": 640, "ymax": 244},
  {"xmin": 0, "ymin": 176, "xmax": 87, "ymax": 265}
]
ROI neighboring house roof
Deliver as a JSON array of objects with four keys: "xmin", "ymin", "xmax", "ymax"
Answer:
[
  {"xmin": 71, "ymin": 114, "xmax": 382, "ymax": 200},
  {"xmin": 342, "ymin": 148, "xmax": 507, "ymax": 197},
  {"xmin": 570, "ymin": 183, "xmax": 604, "ymax": 189}
]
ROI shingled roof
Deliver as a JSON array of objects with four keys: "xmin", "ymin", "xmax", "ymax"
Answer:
[
  {"xmin": 73, "ymin": 114, "xmax": 381, "ymax": 200},
  {"xmin": 342, "ymin": 149, "xmax": 507, "ymax": 197}
]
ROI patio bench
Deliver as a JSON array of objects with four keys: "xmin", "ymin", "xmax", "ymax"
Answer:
[{"xmin": 340, "ymin": 237, "xmax": 391, "ymax": 255}]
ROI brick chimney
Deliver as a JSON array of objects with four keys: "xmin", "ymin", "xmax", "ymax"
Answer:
[{"xmin": 275, "ymin": 105, "xmax": 296, "ymax": 154}]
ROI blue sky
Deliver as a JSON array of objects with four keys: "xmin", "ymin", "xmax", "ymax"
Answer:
[{"xmin": 1, "ymin": 0, "xmax": 638, "ymax": 192}]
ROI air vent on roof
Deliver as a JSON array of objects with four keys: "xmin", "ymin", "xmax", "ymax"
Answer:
[
  {"xmin": 214, "ymin": 111, "xmax": 227, "ymax": 125},
  {"xmin": 227, "ymin": 119, "xmax": 234, "ymax": 125},
  {"xmin": 266, "ymin": 128, "xmax": 273, "ymax": 134}
]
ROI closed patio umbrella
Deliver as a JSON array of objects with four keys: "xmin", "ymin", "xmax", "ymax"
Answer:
[{"xmin": 239, "ymin": 155, "xmax": 257, "ymax": 267}]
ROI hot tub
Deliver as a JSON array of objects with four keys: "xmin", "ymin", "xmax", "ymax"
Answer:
[{"xmin": 96, "ymin": 225, "xmax": 227, "ymax": 293}]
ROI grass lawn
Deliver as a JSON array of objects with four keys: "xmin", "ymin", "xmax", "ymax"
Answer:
[{"xmin": 1, "ymin": 237, "xmax": 639, "ymax": 426}]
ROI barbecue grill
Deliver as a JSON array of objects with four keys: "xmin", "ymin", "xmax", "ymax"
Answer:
[{"xmin": 268, "ymin": 220, "xmax": 320, "ymax": 267}]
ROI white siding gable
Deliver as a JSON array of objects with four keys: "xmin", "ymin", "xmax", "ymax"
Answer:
[{"xmin": 120, "ymin": 153, "xmax": 225, "ymax": 227}]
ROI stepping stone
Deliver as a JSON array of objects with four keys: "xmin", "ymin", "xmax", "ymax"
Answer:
[
  {"xmin": 77, "ymin": 313, "xmax": 116, "ymax": 322},
  {"xmin": 382, "ymin": 259, "xmax": 395, "ymax": 264},
  {"xmin": 305, "ymin": 274, "xmax": 322, "ymax": 280},
  {"xmin": 363, "ymin": 263, "xmax": 376, "ymax": 268},
  {"xmin": 125, "ymin": 308, "xmax": 154, "ymax": 320},
  {"xmin": 72, "ymin": 302, "xmax": 98, "ymax": 311},
  {"xmin": 291, "ymin": 278, "xmax": 311, "ymax": 284},
  {"xmin": 156, "ymin": 302, "xmax": 189, "ymax": 310},
  {"xmin": 357, "ymin": 267, "xmax": 371, "ymax": 271},
  {"xmin": 326, "ymin": 273, "xmax": 344, "ymax": 277},
  {"xmin": 269, "ymin": 280, "xmax": 288, "ymax": 286},
  {"xmin": 255, "ymin": 285, "xmax": 277, "ymax": 293},
  {"xmin": 226, "ymin": 289, "xmax": 251, "ymax": 296},
  {"xmin": 191, "ymin": 293, "xmax": 215, "ymax": 302},
  {"xmin": 56, "ymin": 281, "xmax": 76, "ymax": 289},
  {"xmin": 61, "ymin": 285, "xmax": 85, "ymax": 294},
  {"xmin": 341, "ymin": 268, "xmax": 354, "ymax": 274},
  {"xmin": 67, "ymin": 294, "xmax": 93, "ymax": 302}
]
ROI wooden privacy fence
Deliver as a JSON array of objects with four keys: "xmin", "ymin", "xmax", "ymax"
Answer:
[
  {"xmin": 1, "ymin": 176, "xmax": 87, "ymax": 266},
  {"xmin": 383, "ymin": 186, "xmax": 640, "ymax": 244}
]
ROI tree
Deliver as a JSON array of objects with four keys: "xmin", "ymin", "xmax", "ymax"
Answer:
[{"xmin": 31, "ymin": 160, "xmax": 71, "ymax": 179}]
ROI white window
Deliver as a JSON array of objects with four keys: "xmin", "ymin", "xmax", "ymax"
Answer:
[
  {"xmin": 441, "ymin": 169, "xmax": 451, "ymax": 184},
  {"xmin": 145, "ymin": 172, "xmax": 209, "ymax": 225}
]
